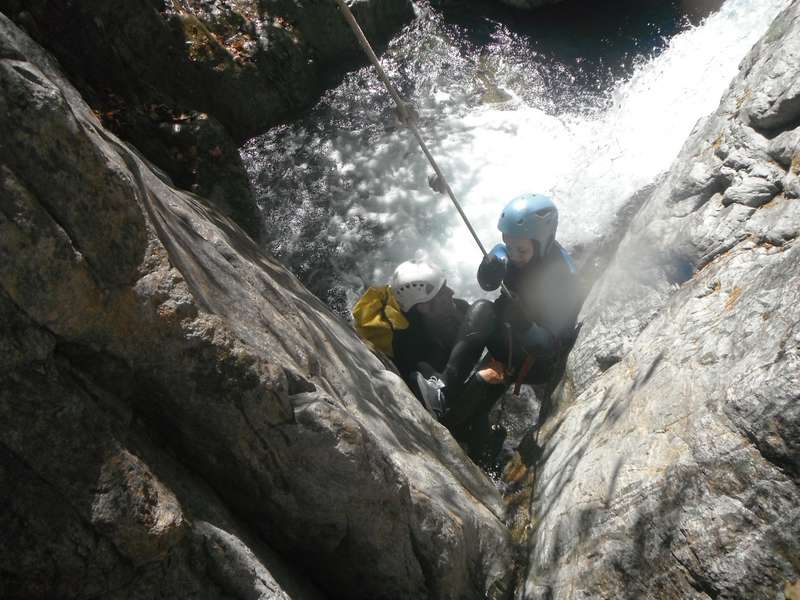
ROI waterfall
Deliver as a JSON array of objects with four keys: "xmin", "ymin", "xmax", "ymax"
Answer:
[{"xmin": 242, "ymin": 0, "xmax": 790, "ymax": 314}]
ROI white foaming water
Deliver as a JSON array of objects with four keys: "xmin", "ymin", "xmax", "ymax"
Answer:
[
  {"xmin": 246, "ymin": 0, "xmax": 789, "ymax": 307},
  {"xmin": 346, "ymin": 0, "xmax": 786, "ymax": 298}
]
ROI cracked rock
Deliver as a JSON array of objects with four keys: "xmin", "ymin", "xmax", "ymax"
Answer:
[
  {"xmin": 530, "ymin": 3, "xmax": 800, "ymax": 598},
  {"xmin": 722, "ymin": 174, "xmax": 779, "ymax": 207}
]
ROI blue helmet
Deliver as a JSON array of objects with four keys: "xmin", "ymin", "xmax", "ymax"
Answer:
[{"xmin": 497, "ymin": 193, "xmax": 558, "ymax": 255}]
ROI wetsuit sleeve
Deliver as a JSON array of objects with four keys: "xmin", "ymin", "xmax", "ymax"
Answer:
[
  {"xmin": 391, "ymin": 329, "xmax": 416, "ymax": 382},
  {"xmin": 477, "ymin": 244, "xmax": 508, "ymax": 291}
]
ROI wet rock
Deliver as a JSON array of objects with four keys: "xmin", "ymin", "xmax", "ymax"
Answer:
[
  {"xmin": 0, "ymin": 0, "xmax": 413, "ymax": 140},
  {"xmin": 784, "ymin": 171, "xmax": 800, "ymax": 199},
  {"xmin": 0, "ymin": 14, "xmax": 511, "ymax": 600},
  {"xmin": 735, "ymin": 3, "xmax": 800, "ymax": 134},
  {"xmin": 722, "ymin": 173, "xmax": 780, "ymax": 207},
  {"xmin": 525, "ymin": 2, "xmax": 800, "ymax": 598},
  {"xmin": 767, "ymin": 127, "xmax": 800, "ymax": 167},
  {"xmin": 114, "ymin": 107, "xmax": 260, "ymax": 238},
  {"xmin": 90, "ymin": 449, "xmax": 185, "ymax": 566},
  {"xmin": 196, "ymin": 522, "xmax": 294, "ymax": 600},
  {"xmin": 0, "ymin": 0, "xmax": 414, "ymax": 237}
]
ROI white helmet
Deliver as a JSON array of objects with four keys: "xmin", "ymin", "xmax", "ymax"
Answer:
[{"xmin": 390, "ymin": 257, "xmax": 446, "ymax": 312}]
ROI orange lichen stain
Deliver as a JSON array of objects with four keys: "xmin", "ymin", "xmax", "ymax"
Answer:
[
  {"xmin": 503, "ymin": 458, "xmax": 528, "ymax": 488},
  {"xmin": 157, "ymin": 304, "xmax": 177, "ymax": 320},
  {"xmin": 735, "ymin": 87, "xmax": 752, "ymax": 109},
  {"xmin": 724, "ymin": 286, "xmax": 742, "ymax": 311},
  {"xmin": 625, "ymin": 360, "xmax": 637, "ymax": 381},
  {"xmin": 791, "ymin": 153, "xmax": 800, "ymax": 175},
  {"xmin": 760, "ymin": 194, "xmax": 785, "ymax": 210}
]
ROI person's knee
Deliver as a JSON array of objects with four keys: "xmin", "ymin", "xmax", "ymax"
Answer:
[
  {"xmin": 463, "ymin": 299, "xmax": 497, "ymax": 337},
  {"xmin": 414, "ymin": 361, "xmax": 437, "ymax": 379}
]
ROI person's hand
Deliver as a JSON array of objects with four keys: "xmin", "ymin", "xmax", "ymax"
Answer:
[{"xmin": 478, "ymin": 244, "xmax": 508, "ymax": 291}]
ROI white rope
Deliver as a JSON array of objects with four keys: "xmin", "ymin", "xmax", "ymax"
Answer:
[
  {"xmin": 334, "ymin": 0, "xmax": 519, "ymax": 307},
  {"xmin": 334, "ymin": 0, "xmax": 489, "ymax": 258}
]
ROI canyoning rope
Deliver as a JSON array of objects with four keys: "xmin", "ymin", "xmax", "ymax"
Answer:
[
  {"xmin": 336, "ymin": 0, "xmax": 537, "ymax": 393},
  {"xmin": 333, "ymin": 0, "xmax": 500, "ymax": 273},
  {"xmin": 338, "ymin": 3, "xmax": 546, "ymax": 500}
]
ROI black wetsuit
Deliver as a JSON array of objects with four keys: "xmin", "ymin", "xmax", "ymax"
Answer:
[
  {"xmin": 443, "ymin": 241, "xmax": 581, "ymax": 398},
  {"xmin": 484, "ymin": 241, "xmax": 580, "ymax": 371},
  {"xmin": 392, "ymin": 298, "xmax": 470, "ymax": 385}
]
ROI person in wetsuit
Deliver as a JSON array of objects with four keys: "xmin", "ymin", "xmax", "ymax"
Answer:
[
  {"xmin": 389, "ymin": 257, "xmax": 469, "ymax": 418},
  {"xmin": 415, "ymin": 193, "xmax": 581, "ymax": 426}
]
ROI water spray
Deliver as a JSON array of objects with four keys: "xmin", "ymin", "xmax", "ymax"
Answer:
[{"xmin": 333, "ymin": 0, "xmax": 499, "ymax": 272}]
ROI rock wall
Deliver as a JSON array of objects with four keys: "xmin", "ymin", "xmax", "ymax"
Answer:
[
  {"xmin": 0, "ymin": 0, "xmax": 414, "ymax": 237},
  {"xmin": 524, "ymin": 0, "xmax": 800, "ymax": 597},
  {"xmin": 0, "ymin": 13, "xmax": 511, "ymax": 600}
]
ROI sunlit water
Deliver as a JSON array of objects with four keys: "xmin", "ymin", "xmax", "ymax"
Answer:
[{"xmin": 242, "ymin": 0, "xmax": 789, "ymax": 317}]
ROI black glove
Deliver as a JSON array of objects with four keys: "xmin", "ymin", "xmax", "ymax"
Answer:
[{"xmin": 478, "ymin": 244, "xmax": 508, "ymax": 291}]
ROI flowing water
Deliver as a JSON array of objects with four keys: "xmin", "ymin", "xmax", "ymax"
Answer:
[{"xmin": 241, "ymin": 0, "xmax": 790, "ymax": 317}]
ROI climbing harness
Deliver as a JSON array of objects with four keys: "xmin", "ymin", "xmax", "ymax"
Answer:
[{"xmin": 513, "ymin": 356, "xmax": 536, "ymax": 396}]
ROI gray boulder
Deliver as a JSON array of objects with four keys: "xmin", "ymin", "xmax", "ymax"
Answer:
[
  {"xmin": 1, "ymin": 0, "xmax": 413, "ymax": 140},
  {"xmin": 522, "ymin": 0, "xmax": 800, "ymax": 597},
  {"xmin": 0, "ymin": 0, "xmax": 414, "ymax": 237},
  {"xmin": 0, "ymin": 13, "xmax": 511, "ymax": 600}
]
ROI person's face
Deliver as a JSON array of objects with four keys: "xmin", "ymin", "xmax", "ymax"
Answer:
[
  {"xmin": 416, "ymin": 283, "xmax": 456, "ymax": 320},
  {"xmin": 502, "ymin": 234, "xmax": 536, "ymax": 267}
]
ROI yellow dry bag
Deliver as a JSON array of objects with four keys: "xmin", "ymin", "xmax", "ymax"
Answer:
[{"xmin": 351, "ymin": 286, "xmax": 409, "ymax": 357}]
